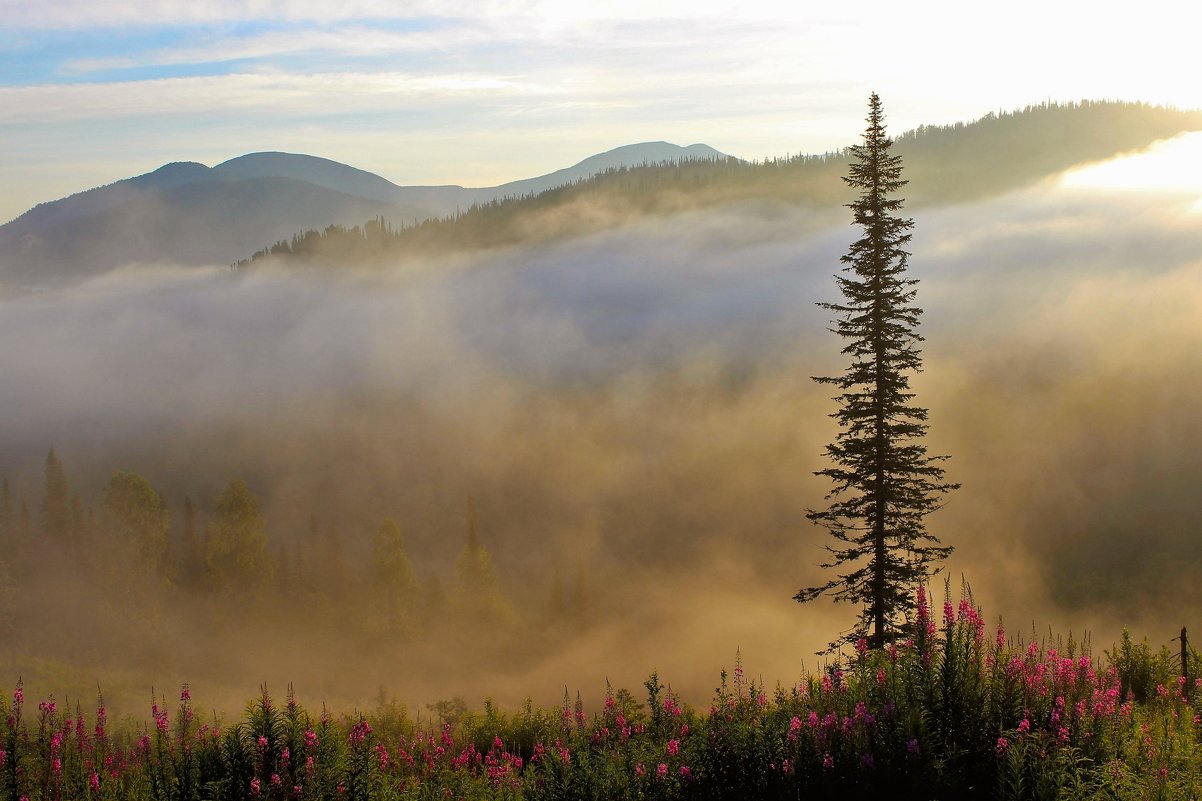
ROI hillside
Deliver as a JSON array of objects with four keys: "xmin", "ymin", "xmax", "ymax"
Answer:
[
  {"xmin": 236, "ymin": 100, "xmax": 1202, "ymax": 271},
  {"xmin": 0, "ymin": 142, "xmax": 730, "ymax": 288}
]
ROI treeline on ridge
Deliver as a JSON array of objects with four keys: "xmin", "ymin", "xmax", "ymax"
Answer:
[{"xmin": 234, "ymin": 100, "xmax": 1202, "ymax": 271}]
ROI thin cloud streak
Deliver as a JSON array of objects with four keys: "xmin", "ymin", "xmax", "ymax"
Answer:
[
  {"xmin": 60, "ymin": 26, "xmax": 502, "ymax": 74},
  {"xmin": 0, "ymin": 72, "xmax": 536, "ymax": 125}
]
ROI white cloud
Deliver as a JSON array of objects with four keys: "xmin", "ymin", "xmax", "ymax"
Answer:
[
  {"xmin": 0, "ymin": 72, "xmax": 538, "ymax": 125},
  {"xmin": 62, "ymin": 25, "xmax": 501, "ymax": 74}
]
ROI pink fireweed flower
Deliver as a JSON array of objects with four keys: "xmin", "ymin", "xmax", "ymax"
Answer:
[
  {"xmin": 1018, "ymin": 719, "xmax": 1031, "ymax": 734},
  {"xmin": 855, "ymin": 638, "xmax": 869, "ymax": 657},
  {"xmin": 257, "ymin": 735, "xmax": 269, "ymax": 752},
  {"xmin": 304, "ymin": 729, "xmax": 317, "ymax": 749},
  {"xmin": 349, "ymin": 720, "xmax": 372, "ymax": 746},
  {"xmin": 966, "ymin": 602, "xmax": 985, "ymax": 641},
  {"xmin": 679, "ymin": 765, "xmax": 693, "ymax": 780},
  {"xmin": 250, "ymin": 777, "xmax": 262, "ymax": 797},
  {"xmin": 635, "ymin": 763, "xmax": 646, "ymax": 777},
  {"xmin": 788, "ymin": 716, "xmax": 802, "ymax": 741},
  {"xmin": 876, "ymin": 668, "xmax": 887, "ymax": 688},
  {"xmin": 12, "ymin": 684, "xmax": 23, "ymax": 706},
  {"xmin": 822, "ymin": 753, "xmax": 834, "ymax": 770},
  {"xmin": 996, "ymin": 736, "xmax": 1010, "ymax": 755},
  {"xmin": 154, "ymin": 706, "xmax": 169, "ymax": 734},
  {"xmin": 90, "ymin": 773, "xmax": 100, "ymax": 792},
  {"xmin": 180, "ymin": 685, "xmax": 191, "ymax": 703},
  {"xmin": 906, "ymin": 738, "xmax": 919, "ymax": 756},
  {"xmin": 943, "ymin": 599, "xmax": 955, "ymax": 629},
  {"xmin": 667, "ymin": 739, "xmax": 680, "ymax": 756},
  {"xmin": 656, "ymin": 763, "xmax": 668, "ymax": 779},
  {"xmin": 996, "ymin": 625, "xmax": 1007, "ymax": 650}
]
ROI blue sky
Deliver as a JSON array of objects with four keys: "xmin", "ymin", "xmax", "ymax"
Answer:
[{"xmin": 2, "ymin": 0, "xmax": 1200, "ymax": 222}]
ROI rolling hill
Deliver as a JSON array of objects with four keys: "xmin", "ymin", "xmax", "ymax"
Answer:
[
  {"xmin": 235, "ymin": 100, "xmax": 1202, "ymax": 272},
  {"xmin": 0, "ymin": 142, "xmax": 729, "ymax": 288}
]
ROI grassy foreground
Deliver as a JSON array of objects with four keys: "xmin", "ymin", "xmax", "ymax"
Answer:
[{"xmin": 3, "ymin": 588, "xmax": 1198, "ymax": 800}]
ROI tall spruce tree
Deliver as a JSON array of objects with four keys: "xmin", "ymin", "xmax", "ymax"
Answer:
[{"xmin": 796, "ymin": 93, "xmax": 958, "ymax": 649}]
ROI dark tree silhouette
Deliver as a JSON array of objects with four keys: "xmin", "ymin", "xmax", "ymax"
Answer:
[{"xmin": 796, "ymin": 93, "xmax": 958, "ymax": 649}]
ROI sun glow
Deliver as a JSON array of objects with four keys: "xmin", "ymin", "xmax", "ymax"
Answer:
[{"xmin": 1059, "ymin": 131, "xmax": 1202, "ymax": 213}]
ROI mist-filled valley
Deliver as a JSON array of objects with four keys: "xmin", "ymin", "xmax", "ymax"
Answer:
[{"xmin": 2, "ymin": 123, "xmax": 1201, "ymax": 728}]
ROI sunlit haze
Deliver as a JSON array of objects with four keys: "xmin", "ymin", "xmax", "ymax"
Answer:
[{"xmin": 1060, "ymin": 131, "xmax": 1202, "ymax": 213}]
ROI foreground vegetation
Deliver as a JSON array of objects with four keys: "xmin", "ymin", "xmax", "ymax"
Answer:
[{"xmin": 3, "ymin": 588, "xmax": 1198, "ymax": 801}]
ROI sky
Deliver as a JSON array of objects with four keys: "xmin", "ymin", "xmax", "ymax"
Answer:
[{"xmin": 2, "ymin": 0, "xmax": 1201, "ymax": 223}]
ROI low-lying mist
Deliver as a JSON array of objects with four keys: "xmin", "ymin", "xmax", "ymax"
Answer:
[{"xmin": 2, "ymin": 145, "xmax": 1201, "ymax": 721}]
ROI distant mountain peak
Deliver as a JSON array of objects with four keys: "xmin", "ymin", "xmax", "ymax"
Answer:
[
  {"xmin": 212, "ymin": 151, "xmax": 404, "ymax": 204},
  {"xmin": 490, "ymin": 141, "xmax": 731, "ymax": 199}
]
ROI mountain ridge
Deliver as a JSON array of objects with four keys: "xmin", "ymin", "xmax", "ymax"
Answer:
[
  {"xmin": 235, "ymin": 101, "xmax": 1202, "ymax": 273},
  {"xmin": 0, "ymin": 141, "xmax": 731, "ymax": 287},
  {"xmin": 5, "ymin": 101, "xmax": 1202, "ymax": 289}
]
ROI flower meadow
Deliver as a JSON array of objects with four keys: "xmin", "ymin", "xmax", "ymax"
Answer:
[{"xmin": 4, "ymin": 588, "xmax": 1201, "ymax": 801}]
